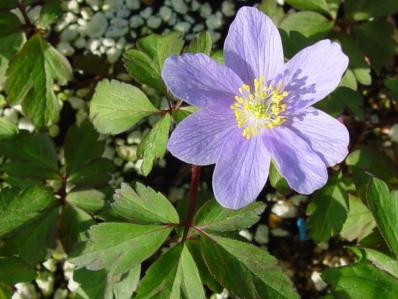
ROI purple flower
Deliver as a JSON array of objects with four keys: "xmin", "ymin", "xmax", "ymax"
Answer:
[{"xmin": 162, "ymin": 6, "xmax": 349, "ymax": 209}]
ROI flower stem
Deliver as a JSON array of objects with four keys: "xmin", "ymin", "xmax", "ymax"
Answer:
[{"xmin": 182, "ymin": 165, "xmax": 201, "ymax": 242}]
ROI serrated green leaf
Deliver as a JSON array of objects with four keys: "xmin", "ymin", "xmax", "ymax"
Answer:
[
  {"xmin": 0, "ymin": 185, "xmax": 56, "ymax": 238},
  {"xmin": 201, "ymin": 235, "xmax": 299, "ymax": 299},
  {"xmin": 137, "ymin": 113, "xmax": 171, "ymax": 176},
  {"xmin": 39, "ymin": 1, "xmax": 63, "ymax": 28},
  {"xmin": 352, "ymin": 19, "xmax": 395, "ymax": 71},
  {"xmin": 346, "ymin": 147, "xmax": 398, "ymax": 185},
  {"xmin": 367, "ymin": 178, "xmax": 398, "ymax": 258},
  {"xmin": 330, "ymin": 87, "xmax": 364, "ymax": 120},
  {"xmin": 345, "ymin": 0, "xmax": 398, "ymax": 20},
  {"xmin": 74, "ymin": 266, "xmax": 140, "ymax": 299},
  {"xmin": 66, "ymin": 189, "xmax": 106, "ymax": 213},
  {"xmin": 280, "ymin": 11, "xmax": 333, "ymax": 38},
  {"xmin": 323, "ymin": 263, "xmax": 398, "ymax": 299},
  {"xmin": 0, "ymin": 32, "xmax": 25, "ymax": 85},
  {"xmin": 0, "ymin": 132, "xmax": 59, "ymax": 179},
  {"xmin": 0, "ymin": 117, "xmax": 17, "ymax": 139},
  {"xmin": 350, "ymin": 247, "xmax": 398, "ymax": 279},
  {"xmin": 90, "ymin": 79, "xmax": 158, "ymax": 134},
  {"xmin": 340, "ymin": 195, "xmax": 376, "ymax": 242},
  {"xmin": 307, "ymin": 173, "xmax": 349, "ymax": 243},
  {"xmin": 69, "ymin": 223, "xmax": 172, "ymax": 275},
  {"xmin": 136, "ymin": 244, "xmax": 205, "ymax": 299},
  {"xmin": 112, "ymin": 182, "xmax": 179, "ymax": 224},
  {"xmin": 194, "ymin": 200, "xmax": 265, "ymax": 232},
  {"xmin": 385, "ymin": 78, "xmax": 398, "ymax": 101},
  {"xmin": 0, "ymin": 12, "xmax": 22, "ymax": 37},
  {"xmin": 137, "ymin": 32, "xmax": 184, "ymax": 70},
  {"xmin": 64, "ymin": 120, "xmax": 105, "ymax": 175},
  {"xmin": 67, "ymin": 158, "xmax": 115, "ymax": 187},
  {"xmin": 0, "ymin": 257, "xmax": 36, "ymax": 284},
  {"xmin": 185, "ymin": 32, "xmax": 212, "ymax": 55},
  {"xmin": 285, "ymin": 0, "xmax": 329, "ymax": 13},
  {"xmin": 6, "ymin": 33, "xmax": 72, "ymax": 127},
  {"xmin": 1, "ymin": 208, "xmax": 57, "ymax": 265}
]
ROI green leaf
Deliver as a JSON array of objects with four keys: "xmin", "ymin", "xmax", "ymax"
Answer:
[
  {"xmin": 136, "ymin": 244, "xmax": 205, "ymax": 299},
  {"xmin": 67, "ymin": 158, "xmax": 115, "ymax": 187},
  {"xmin": 346, "ymin": 147, "xmax": 398, "ymax": 185},
  {"xmin": 0, "ymin": 117, "xmax": 17, "ymax": 140},
  {"xmin": 0, "ymin": 132, "xmax": 59, "ymax": 179},
  {"xmin": 345, "ymin": 0, "xmax": 398, "ymax": 20},
  {"xmin": 367, "ymin": 178, "xmax": 398, "ymax": 257},
  {"xmin": 194, "ymin": 200, "xmax": 265, "ymax": 232},
  {"xmin": 385, "ymin": 78, "xmax": 398, "ymax": 101},
  {"xmin": 0, "ymin": 12, "xmax": 22, "ymax": 37},
  {"xmin": 201, "ymin": 235, "xmax": 299, "ymax": 299},
  {"xmin": 171, "ymin": 106, "xmax": 197, "ymax": 123},
  {"xmin": 112, "ymin": 182, "xmax": 179, "ymax": 224},
  {"xmin": 6, "ymin": 33, "xmax": 72, "ymax": 127},
  {"xmin": 0, "ymin": 208, "xmax": 58, "ymax": 266},
  {"xmin": 334, "ymin": 33, "xmax": 371, "ymax": 86},
  {"xmin": 285, "ymin": 0, "xmax": 329, "ymax": 13},
  {"xmin": 185, "ymin": 32, "xmax": 212, "ymax": 55},
  {"xmin": 329, "ymin": 87, "xmax": 364, "ymax": 120},
  {"xmin": 352, "ymin": 19, "xmax": 395, "ymax": 71},
  {"xmin": 323, "ymin": 263, "xmax": 398, "ymax": 299},
  {"xmin": 0, "ymin": 0, "xmax": 18, "ymax": 9},
  {"xmin": 90, "ymin": 79, "xmax": 158, "ymax": 134},
  {"xmin": 66, "ymin": 189, "xmax": 106, "ymax": 213},
  {"xmin": 350, "ymin": 247, "xmax": 398, "ymax": 279},
  {"xmin": 137, "ymin": 32, "xmax": 184, "ymax": 70},
  {"xmin": 39, "ymin": 1, "xmax": 63, "ymax": 28},
  {"xmin": 307, "ymin": 173, "xmax": 349, "ymax": 243},
  {"xmin": 69, "ymin": 223, "xmax": 172, "ymax": 275},
  {"xmin": 74, "ymin": 266, "xmax": 140, "ymax": 299},
  {"xmin": 269, "ymin": 162, "xmax": 290, "ymax": 194},
  {"xmin": 340, "ymin": 195, "xmax": 376, "ymax": 242},
  {"xmin": 280, "ymin": 11, "xmax": 333, "ymax": 38},
  {"xmin": 123, "ymin": 49, "xmax": 165, "ymax": 93},
  {"xmin": 64, "ymin": 120, "xmax": 105, "ymax": 175},
  {"xmin": 0, "ymin": 283, "xmax": 12, "ymax": 299},
  {"xmin": 60, "ymin": 204, "xmax": 95, "ymax": 253},
  {"xmin": 137, "ymin": 113, "xmax": 171, "ymax": 176},
  {"xmin": 0, "ymin": 32, "xmax": 25, "ymax": 85},
  {"xmin": 0, "ymin": 185, "xmax": 56, "ymax": 238},
  {"xmin": 0, "ymin": 257, "xmax": 36, "ymax": 284},
  {"xmin": 258, "ymin": 0, "xmax": 285, "ymax": 25},
  {"xmin": 339, "ymin": 69, "xmax": 358, "ymax": 91}
]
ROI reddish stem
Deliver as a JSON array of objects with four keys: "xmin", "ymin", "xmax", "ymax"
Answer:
[{"xmin": 182, "ymin": 165, "xmax": 201, "ymax": 242}]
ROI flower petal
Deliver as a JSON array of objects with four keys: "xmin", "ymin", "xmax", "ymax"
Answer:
[
  {"xmin": 287, "ymin": 107, "xmax": 349, "ymax": 167},
  {"xmin": 213, "ymin": 134, "xmax": 270, "ymax": 209},
  {"xmin": 282, "ymin": 39, "xmax": 349, "ymax": 113},
  {"xmin": 162, "ymin": 53, "xmax": 243, "ymax": 109},
  {"xmin": 265, "ymin": 126, "xmax": 328, "ymax": 194},
  {"xmin": 167, "ymin": 108, "xmax": 236, "ymax": 166},
  {"xmin": 224, "ymin": 6, "xmax": 284, "ymax": 85}
]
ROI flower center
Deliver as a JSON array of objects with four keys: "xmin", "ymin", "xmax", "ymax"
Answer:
[{"xmin": 231, "ymin": 76, "xmax": 289, "ymax": 139}]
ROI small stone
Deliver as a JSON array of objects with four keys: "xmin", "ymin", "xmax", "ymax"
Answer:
[
  {"xmin": 60, "ymin": 24, "xmax": 79, "ymax": 42},
  {"xmin": 159, "ymin": 6, "xmax": 172, "ymax": 22},
  {"xmin": 311, "ymin": 271, "xmax": 327, "ymax": 291},
  {"xmin": 18, "ymin": 118, "xmax": 34, "ymax": 132},
  {"xmin": 86, "ymin": 0, "xmax": 101, "ymax": 11},
  {"xmin": 270, "ymin": 228, "xmax": 290, "ymax": 237},
  {"xmin": 14, "ymin": 283, "xmax": 39, "ymax": 299},
  {"xmin": 106, "ymin": 47, "xmax": 123, "ymax": 64},
  {"xmin": 80, "ymin": 7, "xmax": 93, "ymax": 20},
  {"xmin": 73, "ymin": 36, "xmax": 86, "ymax": 49},
  {"xmin": 88, "ymin": 39, "xmax": 101, "ymax": 52},
  {"xmin": 221, "ymin": 1, "xmax": 235, "ymax": 17},
  {"xmin": 140, "ymin": 7, "xmax": 153, "ymax": 19},
  {"xmin": 66, "ymin": 0, "xmax": 80, "ymax": 13},
  {"xmin": 174, "ymin": 21, "xmax": 191, "ymax": 33},
  {"xmin": 271, "ymin": 200, "xmax": 297, "ymax": 218},
  {"xmin": 127, "ymin": 131, "xmax": 141, "ymax": 144},
  {"xmin": 57, "ymin": 42, "xmax": 75, "ymax": 56},
  {"xmin": 85, "ymin": 12, "xmax": 108, "ymax": 38},
  {"xmin": 192, "ymin": 23, "xmax": 205, "ymax": 32},
  {"xmin": 191, "ymin": 0, "xmax": 200, "ymax": 11},
  {"xmin": 184, "ymin": 15, "xmax": 195, "ymax": 24},
  {"xmin": 56, "ymin": 12, "xmax": 77, "ymax": 32},
  {"xmin": 200, "ymin": 3, "xmax": 212, "ymax": 18},
  {"xmin": 102, "ymin": 145, "xmax": 115, "ymax": 159},
  {"xmin": 147, "ymin": 15, "xmax": 162, "ymax": 29},
  {"xmin": 42, "ymin": 259, "xmax": 57, "ymax": 272},
  {"xmin": 254, "ymin": 224, "xmax": 269, "ymax": 244},
  {"xmin": 53, "ymin": 289, "xmax": 68, "ymax": 299},
  {"xmin": 206, "ymin": 12, "xmax": 223, "ymax": 30},
  {"xmin": 390, "ymin": 124, "xmax": 398, "ymax": 143},
  {"xmin": 111, "ymin": 17, "xmax": 129, "ymax": 27},
  {"xmin": 171, "ymin": 0, "xmax": 188, "ymax": 14},
  {"xmin": 126, "ymin": 0, "xmax": 140, "ymax": 10},
  {"xmin": 103, "ymin": 0, "xmax": 123, "ymax": 11},
  {"xmin": 239, "ymin": 229, "xmax": 253, "ymax": 241},
  {"xmin": 129, "ymin": 15, "xmax": 144, "ymax": 28},
  {"xmin": 116, "ymin": 5, "xmax": 131, "ymax": 18},
  {"xmin": 370, "ymin": 114, "xmax": 380, "ymax": 124},
  {"xmin": 36, "ymin": 272, "xmax": 54, "ymax": 297}
]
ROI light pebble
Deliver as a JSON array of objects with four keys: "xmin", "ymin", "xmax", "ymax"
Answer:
[
  {"xmin": 140, "ymin": 7, "xmax": 153, "ymax": 19},
  {"xmin": 310, "ymin": 271, "xmax": 327, "ymax": 291},
  {"xmin": 129, "ymin": 15, "xmax": 144, "ymax": 28},
  {"xmin": 206, "ymin": 12, "xmax": 223, "ymax": 30},
  {"xmin": 159, "ymin": 6, "xmax": 172, "ymax": 22},
  {"xmin": 106, "ymin": 47, "xmax": 123, "ymax": 64},
  {"xmin": 84, "ymin": 12, "xmax": 108, "ymax": 38},
  {"xmin": 390, "ymin": 124, "xmax": 398, "ymax": 143},
  {"xmin": 147, "ymin": 16, "xmax": 162, "ymax": 29},
  {"xmin": 271, "ymin": 228, "xmax": 290, "ymax": 237},
  {"xmin": 174, "ymin": 21, "xmax": 191, "ymax": 33},
  {"xmin": 200, "ymin": 3, "xmax": 212, "ymax": 18},
  {"xmin": 171, "ymin": 0, "xmax": 189, "ymax": 14},
  {"xmin": 239, "ymin": 229, "xmax": 253, "ymax": 241},
  {"xmin": 125, "ymin": 0, "xmax": 140, "ymax": 10},
  {"xmin": 254, "ymin": 224, "xmax": 269, "ymax": 244},
  {"xmin": 60, "ymin": 24, "xmax": 80, "ymax": 42},
  {"xmin": 271, "ymin": 200, "xmax": 297, "ymax": 218},
  {"xmin": 18, "ymin": 118, "xmax": 34, "ymax": 132},
  {"xmin": 86, "ymin": 0, "xmax": 101, "ymax": 11},
  {"xmin": 221, "ymin": 1, "xmax": 235, "ymax": 17}
]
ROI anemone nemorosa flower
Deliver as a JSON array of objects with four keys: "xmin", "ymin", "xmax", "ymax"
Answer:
[{"xmin": 162, "ymin": 6, "xmax": 349, "ymax": 209}]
